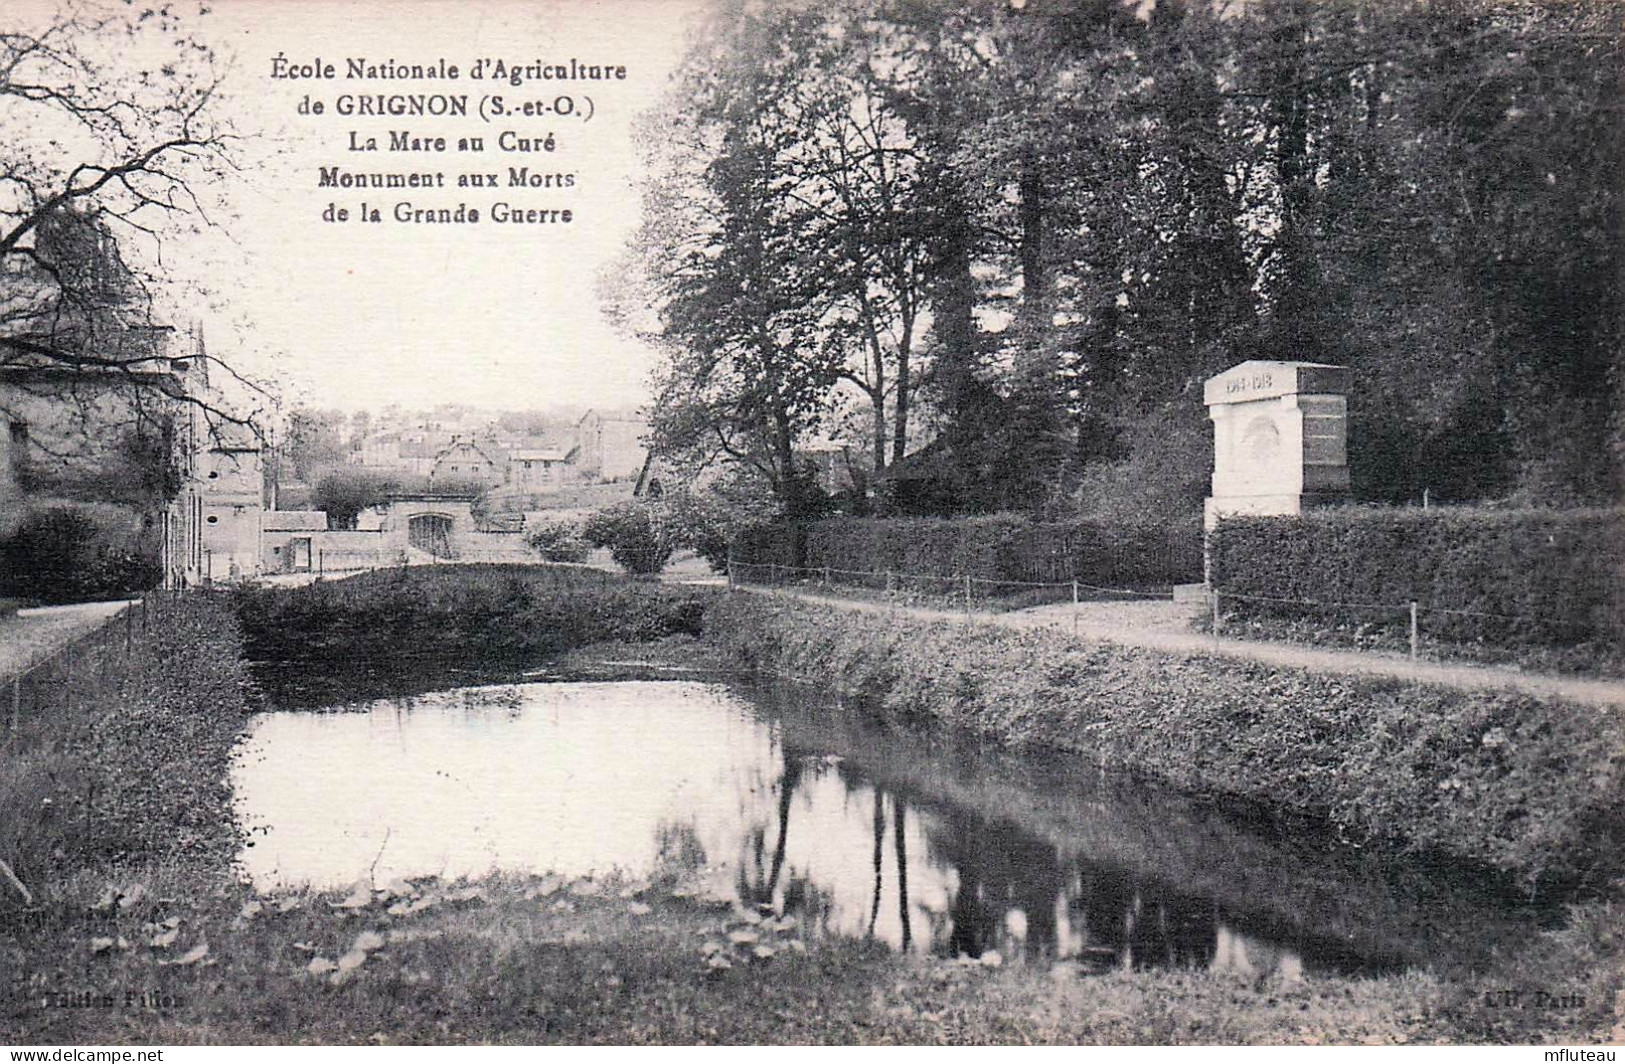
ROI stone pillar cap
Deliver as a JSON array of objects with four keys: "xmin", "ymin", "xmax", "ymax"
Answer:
[{"xmin": 1204, "ymin": 360, "xmax": 1350, "ymax": 407}]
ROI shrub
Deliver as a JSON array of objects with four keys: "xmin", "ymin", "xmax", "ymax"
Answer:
[
  {"xmin": 525, "ymin": 518, "xmax": 590, "ymax": 563},
  {"xmin": 702, "ymin": 595, "xmax": 1625, "ymax": 888},
  {"xmin": 732, "ymin": 514, "xmax": 1202, "ymax": 591},
  {"xmin": 1209, "ymin": 507, "xmax": 1625, "ymax": 659},
  {"xmin": 658, "ymin": 490, "xmax": 739, "ymax": 573},
  {"xmin": 583, "ymin": 501, "xmax": 676, "ymax": 575},
  {"xmin": 0, "ymin": 503, "xmax": 161, "ymax": 604}
]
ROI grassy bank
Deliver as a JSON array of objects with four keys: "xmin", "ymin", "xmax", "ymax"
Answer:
[
  {"xmin": 702, "ymin": 595, "xmax": 1625, "ymax": 890},
  {"xmin": 232, "ymin": 565, "xmax": 715, "ymax": 665},
  {"xmin": 0, "ymin": 594, "xmax": 250, "ymax": 911},
  {"xmin": 8, "ymin": 867, "xmax": 1619, "ymax": 1046}
]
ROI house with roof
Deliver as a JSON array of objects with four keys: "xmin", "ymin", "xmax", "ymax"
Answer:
[
  {"xmin": 575, "ymin": 409, "xmax": 649, "ymax": 482},
  {"xmin": 507, "ymin": 446, "xmax": 578, "ymax": 489},
  {"xmin": 430, "ymin": 437, "xmax": 504, "ymax": 489}
]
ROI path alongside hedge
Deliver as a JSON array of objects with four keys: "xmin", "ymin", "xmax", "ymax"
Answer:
[
  {"xmin": 706, "ymin": 594, "xmax": 1625, "ymax": 886},
  {"xmin": 0, "ymin": 600, "xmax": 135, "ymax": 681},
  {"xmin": 742, "ymin": 587, "xmax": 1625, "ymax": 709}
]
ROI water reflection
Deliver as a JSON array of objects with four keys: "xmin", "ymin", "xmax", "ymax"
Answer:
[{"xmin": 233, "ymin": 679, "xmax": 1506, "ymax": 976}]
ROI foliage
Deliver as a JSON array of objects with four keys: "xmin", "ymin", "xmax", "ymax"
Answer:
[
  {"xmin": 0, "ymin": 502, "xmax": 161, "ymax": 603},
  {"xmin": 609, "ymin": 8, "xmax": 855, "ymax": 513},
  {"xmin": 282, "ymin": 407, "xmax": 349, "ymax": 482},
  {"xmin": 1209, "ymin": 508, "xmax": 1625, "ymax": 663},
  {"xmin": 617, "ymin": 0, "xmax": 1625, "ymax": 514},
  {"xmin": 524, "ymin": 518, "xmax": 591, "ymax": 564},
  {"xmin": 0, "ymin": 3, "xmax": 265, "ymax": 440},
  {"xmin": 581, "ymin": 501, "xmax": 676, "ymax": 575},
  {"xmin": 704, "ymin": 595, "xmax": 1625, "ymax": 890},
  {"xmin": 310, "ymin": 468, "xmax": 396, "ymax": 531},
  {"xmin": 1070, "ymin": 405, "xmax": 1212, "ymax": 523},
  {"xmin": 232, "ymin": 564, "xmax": 713, "ymax": 664},
  {"xmin": 733, "ymin": 514, "xmax": 1202, "ymax": 590}
]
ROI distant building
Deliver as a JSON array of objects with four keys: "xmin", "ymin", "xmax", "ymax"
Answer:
[
  {"xmin": 260, "ymin": 510, "xmax": 326, "ymax": 573},
  {"xmin": 575, "ymin": 410, "xmax": 648, "ymax": 481},
  {"xmin": 356, "ymin": 433, "xmax": 402, "ymax": 469},
  {"xmin": 193, "ymin": 423, "xmax": 264, "ymax": 583},
  {"xmin": 430, "ymin": 438, "xmax": 503, "ymax": 489},
  {"xmin": 507, "ymin": 447, "xmax": 577, "ymax": 489}
]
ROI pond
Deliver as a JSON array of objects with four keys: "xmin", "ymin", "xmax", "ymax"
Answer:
[{"xmin": 233, "ymin": 675, "xmax": 1550, "ymax": 977}]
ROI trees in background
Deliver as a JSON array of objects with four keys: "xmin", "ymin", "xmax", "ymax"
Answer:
[
  {"xmin": 310, "ymin": 468, "xmax": 394, "ymax": 531},
  {"xmin": 619, "ymin": 0, "xmax": 1623, "ymax": 517}
]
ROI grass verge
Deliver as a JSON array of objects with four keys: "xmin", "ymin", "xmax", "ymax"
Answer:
[
  {"xmin": 0, "ymin": 594, "xmax": 250, "ymax": 908},
  {"xmin": 701, "ymin": 595, "xmax": 1625, "ymax": 891},
  {"xmin": 6, "ymin": 869, "xmax": 1620, "ymax": 1045}
]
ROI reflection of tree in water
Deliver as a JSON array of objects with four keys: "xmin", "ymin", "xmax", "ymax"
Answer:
[
  {"xmin": 736, "ymin": 753, "xmax": 803, "ymax": 907},
  {"xmin": 936, "ymin": 811, "xmax": 1063, "ymax": 963},
  {"xmin": 927, "ymin": 803, "xmax": 1220, "ymax": 970},
  {"xmin": 706, "ymin": 733, "xmax": 1283, "ymax": 975},
  {"xmin": 1070, "ymin": 865, "xmax": 1218, "ymax": 971},
  {"xmin": 654, "ymin": 818, "xmax": 708, "ymax": 872}
]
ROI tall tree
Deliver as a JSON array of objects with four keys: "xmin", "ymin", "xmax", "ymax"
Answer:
[
  {"xmin": 623, "ymin": 3, "xmax": 844, "ymax": 514},
  {"xmin": 0, "ymin": 2, "xmax": 259, "ymax": 456}
]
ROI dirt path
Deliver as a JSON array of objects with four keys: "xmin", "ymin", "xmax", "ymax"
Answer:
[
  {"xmin": 740, "ymin": 586, "xmax": 1625, "ymax": 708},
  {"xmin": 0, "ymin": 600, "xmax": 134, "ymax": 680}
]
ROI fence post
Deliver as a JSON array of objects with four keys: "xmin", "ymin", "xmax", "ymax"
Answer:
[
  {"xmin": 964, "ymin": 574, "xmax": 973, "ymax": 619},
  {"xmin": 1211, "ymin": 590, "xmax": 1222, "ymax": 638},
  {"xmin": 319, "ymin": 550, "xmax": 325, "ymax": 579},
  {"xmin": 1072, "ymin": 579, "xmax": 1080, "ymax": 635},
  {"xmin": 822, "ymin": 566, "xmax": 830, "ymax": 588},
  {"xmin": 768, "ymin": 562, "xmax": 777, "ymax": 585},
  {"xmin": 727, "ymin": 556, "xmax": 735, "ymax": 592},
  {"xmin": 10, "ymin": 675, "xmax": 18, "ymax": 740},
  {"xmin": 124, "ymin": 606, "xmax": 133, "ymax": 656},
  {"xmin": 886, "ymin": 569, "xmax": 894, "ymax": 595},
  {"xmin": 1409, "ymin": 601, "xmax": 1419, "ymax": 661}
]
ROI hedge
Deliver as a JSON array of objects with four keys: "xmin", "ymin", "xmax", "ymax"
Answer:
[
  {"xmin": 732, "ymin": 514, "xmax": 1202, "ymax": 590},
  {"xmin": 231, "ymin": 563, "xmax": 713, "ymax": 664},
  {"xmin": 1210, "ymin": 507, "xmax": 1625, "ymax": 656},
  {"xmin": 702, "ymin": 594, "xmax": 1625, "ymax": 888}
]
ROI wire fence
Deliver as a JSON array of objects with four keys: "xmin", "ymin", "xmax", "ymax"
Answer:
[
  {"xmin": 724, "ymin": 558, "xmax": 1557, "ymax": 662},
  {"xmin": 726, "ymin": 557, "xmax": 1177, "ymax": 638},
  {"xmin": 0, "ymin": 596, "xmax": 171, "ymax": 746}
]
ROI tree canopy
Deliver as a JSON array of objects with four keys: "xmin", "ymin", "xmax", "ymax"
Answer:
[{"xmin": 617, "ymin": 0, "xmax": 1624, "ymax": 516}]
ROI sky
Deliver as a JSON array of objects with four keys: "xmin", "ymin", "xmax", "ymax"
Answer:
[{"xmin": 164, "ymin": 0, "xmax": 708, "ymax": 414}]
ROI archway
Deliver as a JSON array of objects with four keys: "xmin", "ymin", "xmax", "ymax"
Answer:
[{"xmin": 408, "ymin": 512, "xmax": 455, "ymax": 558}]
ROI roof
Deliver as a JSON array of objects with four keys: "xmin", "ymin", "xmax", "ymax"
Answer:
[
  {"xmin": 874, "ymin": 438, "xmax": 953, "ymax": 482},
  {"xmin": 577, "ymin": 408, "xmax": 647, "ymax": 426},
  {"xmin": 205, "ymin": 420, "xmax": 265, "ymax": 453},
  {"xmin": 263, "ymin": 510, "xmax": 328, "ymax": 531},
  {"xmin": 385, "ymin": 491, "xmax": 480, "ymax": 502},
  {"xmin": 511, "ymin": 449, "xmax": 571, "ymax": 462},
  {"xmin": 433, "ymin": 440, "xmax": 498, "ymax": 464}
]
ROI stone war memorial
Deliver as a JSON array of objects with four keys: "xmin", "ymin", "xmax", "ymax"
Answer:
[{"xmin": 1204, "ymin": 360, "xmax": 1352, "ymax": 530}]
